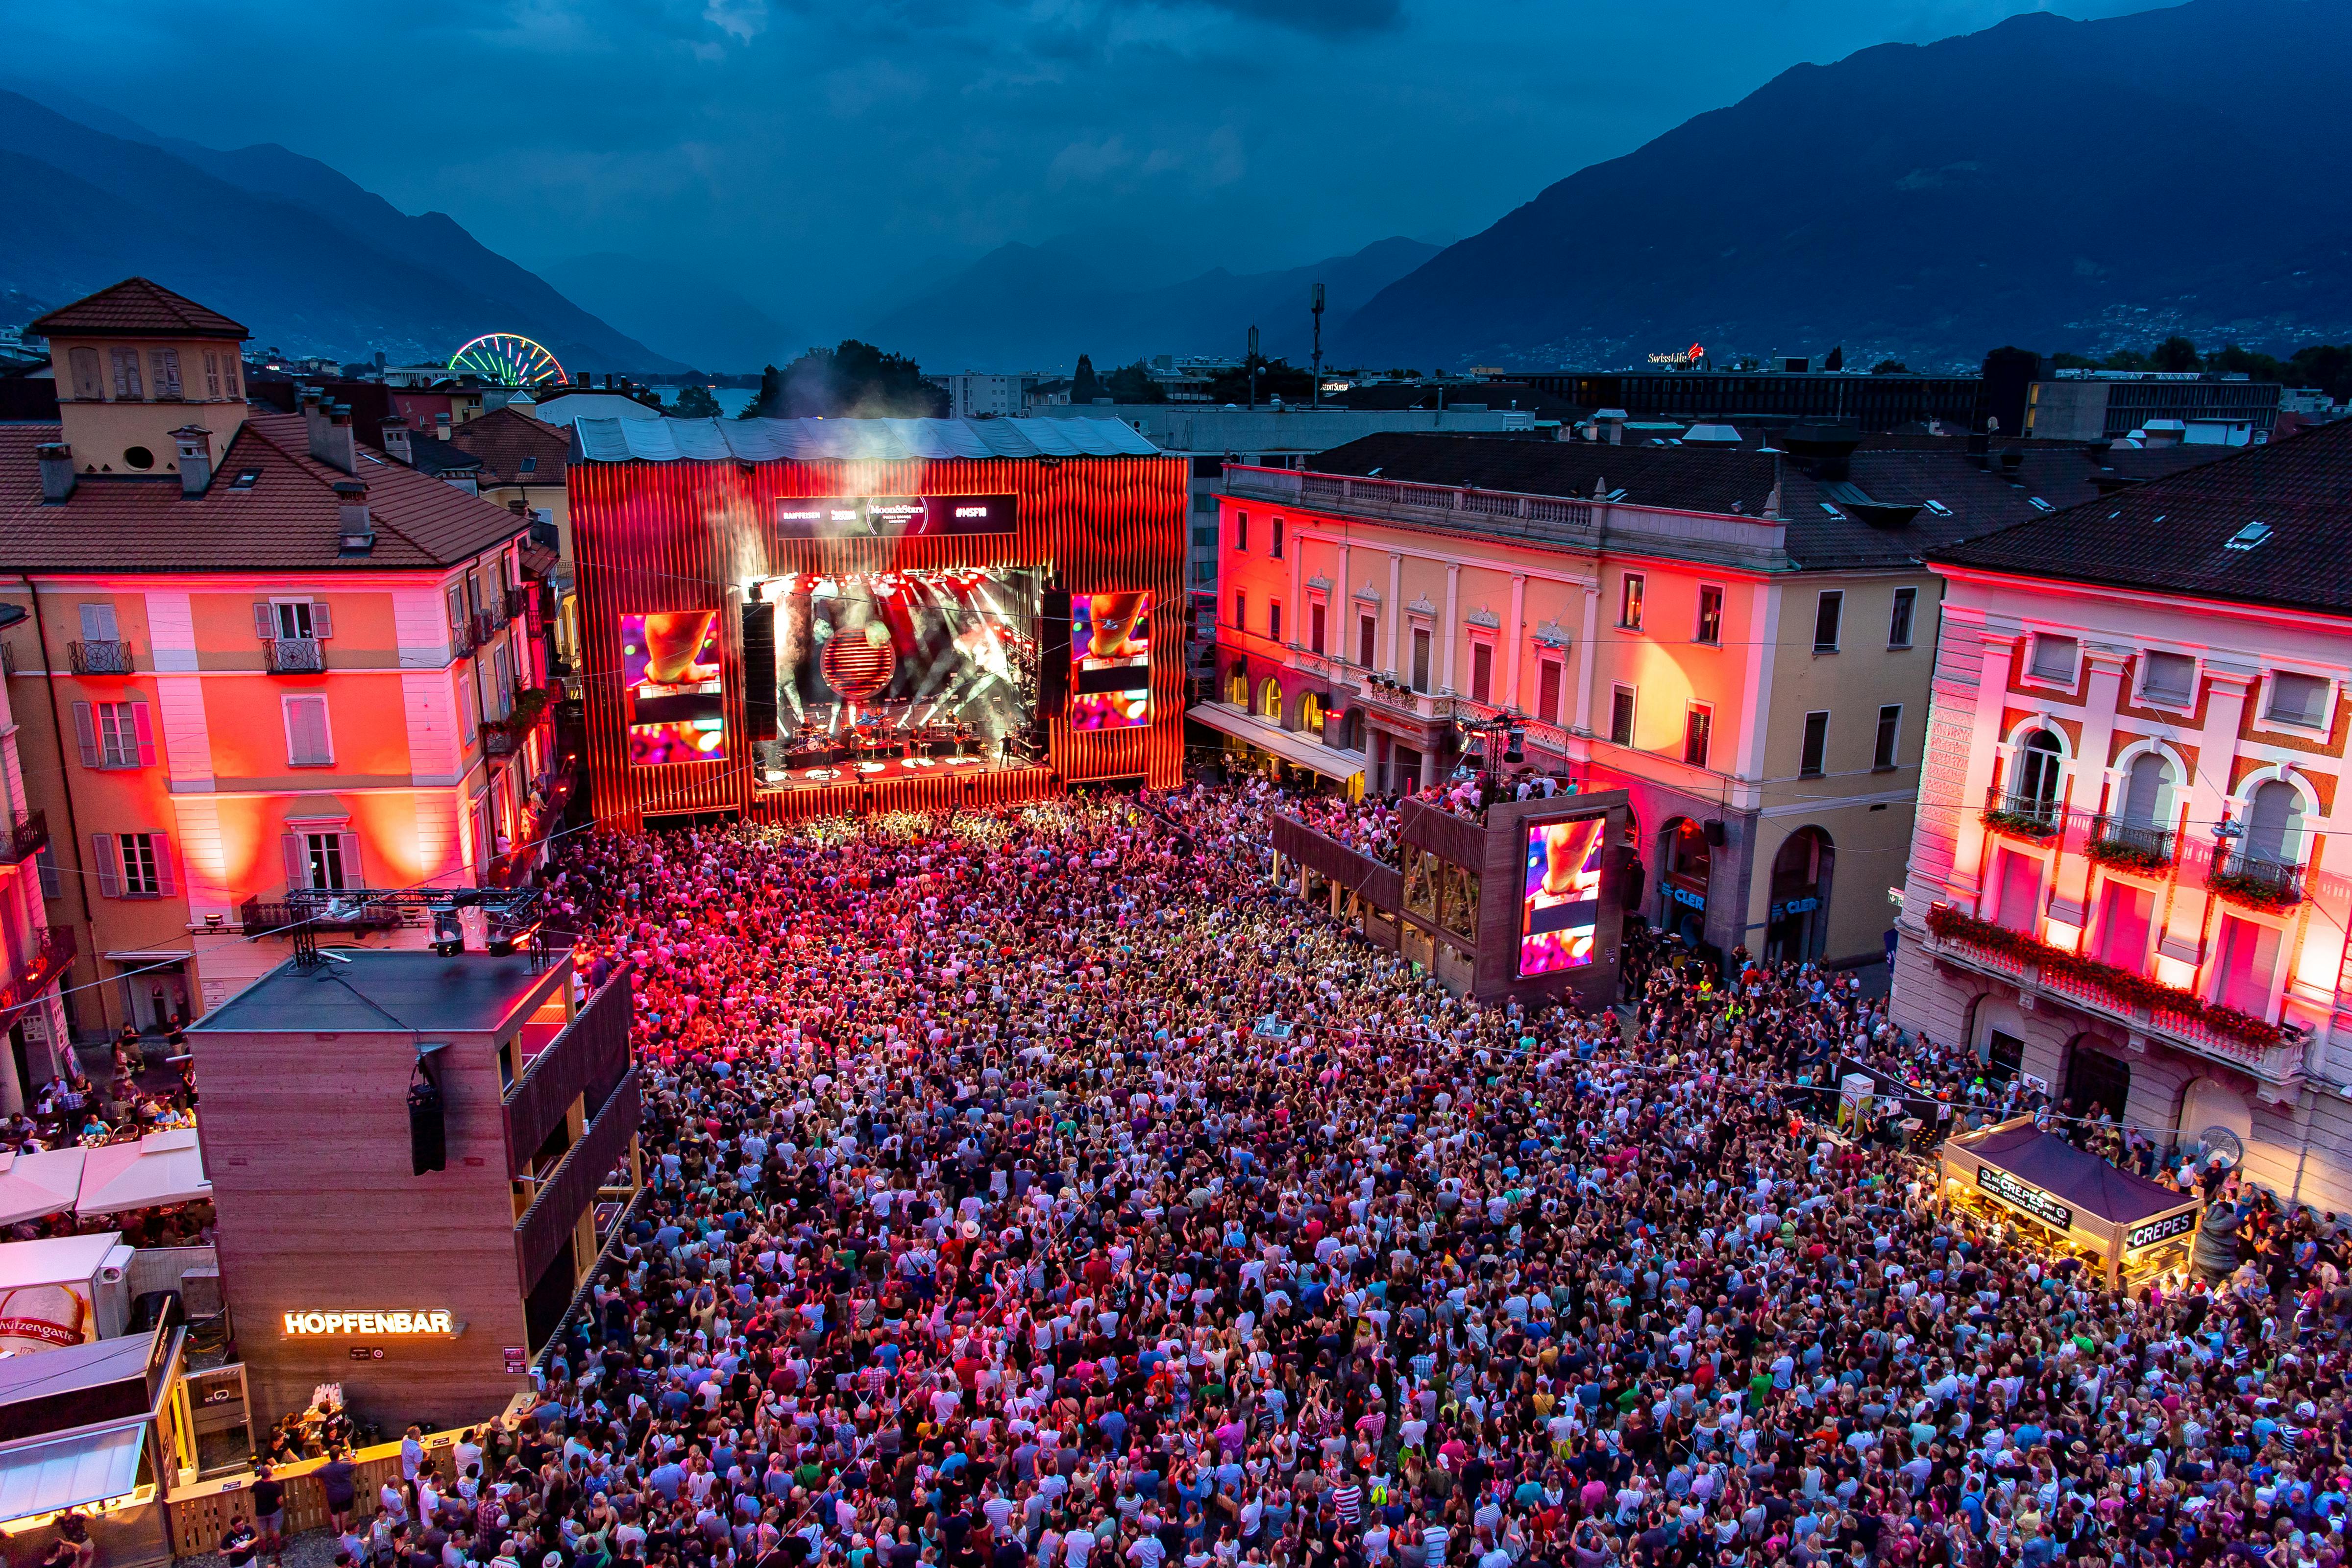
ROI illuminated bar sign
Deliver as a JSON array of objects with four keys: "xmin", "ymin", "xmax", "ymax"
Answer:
[
  {"xmin": 774, "ymin": 495, "xmax": 1016, "ymax": 539},
  {"xmin": 1975, "ymin": 1165, "xmax": 2073, "ymax": 1231},
  {"xmin": 283, "ymin": 1310, "xmax": 457, "ymax": 1337},
  {"xmin": 2126, "ymin": 1209, "xmax": 2197, "ymax": 1251}
]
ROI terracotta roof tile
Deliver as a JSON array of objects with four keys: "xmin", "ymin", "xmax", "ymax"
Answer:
[
  {"xmin": 27, "ymin": 278, "xmax": 249, "ymax": 340},
  {"xmin": 0, "ymin": 411, "xmax": 525, "ymax": 573},
  {"xmin": 1932, "ymin": 417, "xmax": 2352, "ymax": 617},
  {"xmin": 445, "ymin": 405, "xmax": 571, "ymax": 486}
]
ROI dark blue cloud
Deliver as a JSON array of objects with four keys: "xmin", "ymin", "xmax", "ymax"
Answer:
[{"xmin": 4, "ymin": 0, "xmax": 2152, "ymax": 346}]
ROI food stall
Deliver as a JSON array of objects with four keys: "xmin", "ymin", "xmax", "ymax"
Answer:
[
  {"xmin": 0, "ymin": 1321, "xmax": 193, "ymax": 1568},
  {"xmin": 1937, "ymin": 1116, "xmax": 2201, "ymax": 1288}
]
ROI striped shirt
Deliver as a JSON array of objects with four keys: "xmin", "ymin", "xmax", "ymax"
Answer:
[{"xmin": 1331, "ymin": 1484, "xmax": 1362, "ymax": 1525}]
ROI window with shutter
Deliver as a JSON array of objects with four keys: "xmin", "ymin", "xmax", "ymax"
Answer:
[
  {"xmin": 117, "ymin": 833, "xmax": 161, "ymax": 897},
  {"xmin": 34, "ymin": 846, "xmax": 59, "ymax": 899},
  {"xmin": 1470, "ymin": 643, "xmax": 1492, "ymax": 705},
  {"xmin": 2140, "ymin": 652, "xmax": 2196, "ymax": 706},
  {"xmin": 95, "ymin": 702, "xmax": 137, "ymax": 767},
  {"xmin": 253, "ymin": 602, "xmax": 275, "ymax": 639},
  {"xmin": 1537, "ymin": 660, "xmax": 1561, "ymax": 725},
  {"xmin": 78, "ymin": 603, "xmax": 118, "ymax": 640},
  {"xmin": 203, "ymin": 352, "xmax": 221, "ymax": 399},
  {"xmin": 304, "ymin": 831, "xmax": 346, "ymax": 890},
  {"xmin": 69, "ymin": 348, "xmax": 102, "ymax": 401},
  {"xmin": 91, "ymin": 834, "xmax": 119, "ymax": 898},
  {"xmin": 224, "ymin": 360, "xmax": 239, "ymax": 395},
  {"xmin": 2029, "ymin": 635, "xmax": 2078, "ymax": 683},
  {"xmin": 2265, "ymin": 672, "xmax": 2329, "ymax": 728},
  {"xmin": 311, "ymin": 602, "xmax": 333, "ymax": 639},
  {"xmin": 285, "ymin": 694, "xmax": 333, "ymax": 766},
  {"xmin": 71, "ymin": 701, "xmax": 99, "ymax": 768},
  {"xmin": 109, "ymin": 349, "xmax": 143, "ymax": 400},
  {"xmin": 280, "ymin": 833, "xmax": 307, "ymax": 896},
  {"xmin": 150, "ymin": 348, "xmax": 183, "ymax": 399}
]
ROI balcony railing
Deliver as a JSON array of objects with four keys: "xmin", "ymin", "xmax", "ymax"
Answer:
[
  {"xmin": 1923, "ymin": 917, "xmax": 2304, "ymax": 1086},
  {"xmin": 0, "ymin": 926, "xmax": 76, "ymax": 1024},
  {"xmin": 450, "ymin": 621, "xmax": 479, "ymax": 659},
  {"xmin": 505, "ymin": 586, "xmax": 530, "ymax": 624},
  {"xmin": 264, "ymin": 637, "xmax": 325, "ymax": 674},
  {"xmin": 2209, "ymin": 849, "xmax": 2304, "ymax": 908},
  {"xmin": 0, "ymin": 809, "xmax": 47, "ymax": 868},
  {"xmin": 481, "ymin": 721, "xmax": 519, "ymax": 757},
  {"xmin": 239, "ymin": 895, "xmax": 409, "ymax": 935},
  {"xmin": 2088, "ymin": 814, "xmax": 2176, "ymax": 869},
  {"xmin": 1983, "ymin": 787, "xmax": 2061, "ymax": 837},
  {"xmin": 68, "ymin": 639, "xmax": 133, "ymax": 676},
  {"xmin": 472, "ymin": 609, "xmax": 502, "ymax": 647}
]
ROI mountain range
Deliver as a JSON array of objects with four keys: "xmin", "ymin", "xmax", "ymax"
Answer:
[
  {"xmin": 0, "ymin": 86, "xmax": 686, "ymax": 373},
  {"xmin": 1342, "ymin": 0, "xmax": 2352, "ymax": 371}
]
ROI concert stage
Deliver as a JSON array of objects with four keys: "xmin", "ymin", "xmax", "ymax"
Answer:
[{"xmin": 564, "ymin": 416, "xmax": 1188, "ymax": 827}]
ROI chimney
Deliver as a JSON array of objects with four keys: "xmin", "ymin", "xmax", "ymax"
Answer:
[
  {"xmin": 381, "ymin": 416, "xmax": 413, "ymax": 465},
  {"xmin": 604, "ymin": 372, "xmax": 615, "ymax": 390},
  {"xmin": 335, "ymin": 480, "xmax": 375, "ymax": 555},
  {"xmin": 301, "ymin": 387, "xmax": 328, "ymax": 457},
  {"xmin": 36, "ymin": 442, "xmax": 74, "ymax": 504},
  {"xmin": 435, "ymin": 411, "xmax": 452, "ymax": 440},
  {"xmin": 172, "ymin": 425, "xmax": 214, "ymax": 496}
]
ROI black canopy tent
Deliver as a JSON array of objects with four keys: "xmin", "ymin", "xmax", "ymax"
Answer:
[{"xmin": 1938, "ymin": 1116, "xmax": 2202, "ymax": 1286}]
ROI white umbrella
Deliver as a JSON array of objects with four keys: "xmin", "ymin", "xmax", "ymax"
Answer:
[
  {"xmin": 0, "ymin": 1148, "xmax": 86, "ymax": 1226},
  {"xmin": 74, "ymin": 1130, "xmax": 210, "ymax": 1219}
]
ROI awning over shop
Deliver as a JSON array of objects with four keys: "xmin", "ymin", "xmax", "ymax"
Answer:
[
  {"xmin": 75, "ymin": 1129, "xmax": 210, "ymax": 1218},
  {"xmin": 0, "ymin": 1148, "xmax": 86, "ymax": 1226},
  {"xmin": 1953, "ymin": 1121, "xmax": 2185, "ymax": 1226},
  {"xmin": 0, "ymin": 1419, "xmax": 147, "ymax": 1524},
  {"xmin": 1190, "ymin": 703, "xmax": 1367, "ymax": 782}
]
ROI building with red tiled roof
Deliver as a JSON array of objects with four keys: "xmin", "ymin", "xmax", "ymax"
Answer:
[
  {"xmin": 444, "ymin": 406, "xmax": 578, "ymax": 670},
  {"xmin": 1890, "ymin": 416, "xmax": 2352, "ymax": 1210},
  {"xmin": 0, "ymin": 280, "xmax": 569, "ymax": 1058}
]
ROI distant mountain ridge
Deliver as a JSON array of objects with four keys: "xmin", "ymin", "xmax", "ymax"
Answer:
[
  {"xmin": 869, "ymin": 236, "xmax": 1441, "ymax": 371},
  {"xmin": 0, "ymin": 87, "xmax": 686, "ymax": 372},
  {"xmin": 1342, "ymin": 0, "xmax": 2352, "ymax": 371}
]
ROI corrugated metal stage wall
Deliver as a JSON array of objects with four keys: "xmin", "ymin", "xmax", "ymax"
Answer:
[{"xmin": 568, "ymin": 455, "xmax": 1188, "ymax": 829}]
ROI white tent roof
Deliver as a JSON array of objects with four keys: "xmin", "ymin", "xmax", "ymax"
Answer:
[
  {"xmin": 568, "ymin": 414, "xmax": 1162, "ymax": 464},
  {"xmin": 0, "ymin": 1149, "xmax": 85, "ymax": 1227},
  {"xmin": 74, "ymin": 1130, "xmax": 209, "ymax": 1219},
  {"xmin": 0, "ymin": 1420, "xmax": 147, "ymax": 1523},
  {"xmin": 0, "ymin": 1231, "xmax": 120, "ymax": 1291},
  {"xmin": 529, "ymin": 392, "xmax": 664, "ymax": 427}
]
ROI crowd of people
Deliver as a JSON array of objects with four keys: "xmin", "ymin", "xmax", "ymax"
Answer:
[{"xmin": 251, "ymin": 782, "xmax": 2352, "ymax": 1568}]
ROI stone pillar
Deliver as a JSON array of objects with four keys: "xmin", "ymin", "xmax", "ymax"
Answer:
[
  {"xmin": 1441, "ymin": 562, "xmax": 1462, "ymax": 694},
  {"xmin": 1386, "ymin": 552, "xmax": 1403, "ymax": 677},
  {"xmin": 2163, "ymin": 662, "xmax": 2256, "ymax": 974},
  {"xmin": 1574, "ymin": 583, "xmax": 1601, "ymax": 736},
  {"xmin": 2051, "ymin": 644, "xmax": 2131, "ymax": 929},
  {"xmin": 1503, "ymin": 573, "xmax": 1527, "ymax": 712}
]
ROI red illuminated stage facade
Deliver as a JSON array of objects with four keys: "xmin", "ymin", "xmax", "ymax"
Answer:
[{"xmin": 565, "ymin": 417, "xmax": 1187, "ymax": 825}]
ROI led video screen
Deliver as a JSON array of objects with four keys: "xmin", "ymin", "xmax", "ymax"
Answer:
[
  {"xmin": 1069, "ymin": 592, "xmax": 1151, "ymax": 730},
  {"xmin": 774, "ymin": 494, "xmax": 1016, "ymax": 539},
  {"xmin": 759, "ymin": 567, "xmax": 1040, "ymax": 766},
  {"xmin": 1518, "ymin": 815, "xmax": 1607, "ymax": 976},
  {"xmin": 622, "ymin": 610, "xmax": 726, "ymax": 765}
]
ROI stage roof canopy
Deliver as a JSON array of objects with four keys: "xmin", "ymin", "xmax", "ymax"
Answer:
[{"xmin": 569, "ymin": 415, "xmax": 1164, "ymax": 464}]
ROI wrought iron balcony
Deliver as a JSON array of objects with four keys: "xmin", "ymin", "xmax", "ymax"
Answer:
[
  {"xmin": 2209, "ymin": 849, "xmax": 2303, "ymax": 907},
  {"xmin": 481, "ymin": 720, "xmax": 520, "ymax": 757},
  {"xmin": 264, "ymin": 637, "xmax": 325, "ymax": 674},
  {"xmin": 68, "ymin": 639, "xmax": 133, "ymax": 676},
  {"xmin": 1982, "ymin": 788, "xmax": 2061, "ymax": 838},
  {"xmin": 0, "ymin": 925, "xmax": 75, "ymax": 1024},
  {"xmin": 2087, "ymin": 814, "xmax": 2175, "ymax": 868},
  {"xmin": 0, "ymin": 810, "xmax": 48, "ymax": 867},
  {"xmin": 505, "ymin": 586, "xmax": 530, "ymax": 624},
  {"xmin": 472, "ymin": 609, "xmax": 502, "ymax": 647}
]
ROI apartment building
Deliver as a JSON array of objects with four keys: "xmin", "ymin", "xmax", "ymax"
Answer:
[
  {"xmin": 1891, "ymin": 417, "xmax": 2352, "ymax": 1212},
  {"xmin": 0, "ymin": 605, "xmax": 72, "ymax": 1110},
  {"xmin": 0, "ymin": 279, "xmax": 554, "ymax": 1038},
  {"xmin": 1208, "ymin": 428, "xmax": 2218, "ymax": 971}
]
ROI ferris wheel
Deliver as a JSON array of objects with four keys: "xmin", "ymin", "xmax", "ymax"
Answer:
[{"xmin": 448, "ymin": 333, "xmax": 565, "ymax": 387}]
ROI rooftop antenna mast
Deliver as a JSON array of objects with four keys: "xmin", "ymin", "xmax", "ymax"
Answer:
[
  {"xmin": 1248, "ymin": 325, "xmax": 1261, "ymax": 411},
  {"xmin": 1310, "ymin": 283, "xmax": 1326, "ymax": 408}
]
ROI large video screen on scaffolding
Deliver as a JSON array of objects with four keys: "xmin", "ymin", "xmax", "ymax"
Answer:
[
  {"xmin": 1518, "ymin": 813, "xmax": 1608, "ymax": 977},
  {"xmin": 756, "ymin": 566, "xmax": 1041, "ymax": 765}
]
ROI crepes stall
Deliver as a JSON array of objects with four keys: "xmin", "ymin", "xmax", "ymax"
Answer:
[{"xmin": 1937, "ymin": 1116, "xmax": 2202, "ymax": 1289}]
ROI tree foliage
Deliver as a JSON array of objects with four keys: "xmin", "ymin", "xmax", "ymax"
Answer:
[
  {"xmin": 1103, "ymin": 361, "xmax": 1167, "ymax": 404},
  {"xmin": 671, "ymin": 384, "xmax": 724, "ymax": 419},
  {"xmin": 744, "ymin": 342, "xmax": 948, "ymax": 419},
  {"xmin": 1207, "ymin": 356, "xmax": 1314, "ymax": 404}
]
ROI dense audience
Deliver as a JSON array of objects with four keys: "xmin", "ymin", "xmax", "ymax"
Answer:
[{"xmin": 296, "ymin": 784, "xmax": 2352, "ymax": 1568}]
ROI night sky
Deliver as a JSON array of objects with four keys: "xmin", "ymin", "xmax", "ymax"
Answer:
[{"xmin": 10, "ymin": 0, "xmax": 2147, "ymax": 339}]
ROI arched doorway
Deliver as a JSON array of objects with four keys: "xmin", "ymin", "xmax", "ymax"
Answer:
[
  {"xmin": 1225, "ymin": 664, "xmax": 1248, "ymax": 707},
  {"xmin": 1257, "ymin": 676, "xmax": 1283, "ymax": 721},
  {"xmin": 1765, "ymin": 826, "xmax": 1835, "ymax": 964},
  {"xmin": 1299, "ymin": 692, "xmax": 1325, "ymax": 736},
  {"xmin": 2062, "ymin": 1039, "xmax": 2131, "ymax": 1125},
  {"xmin": 1657, "ymin": 817, "xmax": 1711, "ymax": 947},
  {"xmin": 1339, "ymin": 708, "xmax": 1365, "ymax": 752},
  {"xmin": 2009, "ymin": 729, "xmax": 2065, "ymax": 822}
]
